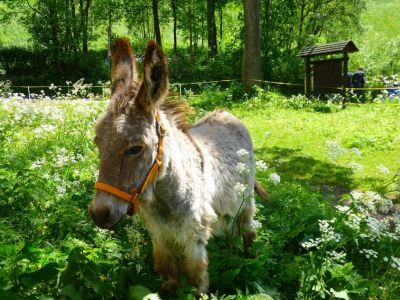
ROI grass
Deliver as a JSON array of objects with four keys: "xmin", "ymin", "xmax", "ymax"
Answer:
[
  {"xmin": 351, "ymin": 0, "xmax": 400, "ymax": 75},
  {"xmin": 236, "ymin": 104, "xmax": 400, "ymax": 193},
  {"xmin": 0, "ymin": 87, "xmax": 399, "ymax": 299}
]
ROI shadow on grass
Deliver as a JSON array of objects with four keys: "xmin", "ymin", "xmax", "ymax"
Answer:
[{"xmin": 256, "ymin": 146, "xmax": 355, "ymax": 199}]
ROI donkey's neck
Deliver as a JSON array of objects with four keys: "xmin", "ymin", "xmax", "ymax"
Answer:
[{"xmin": 150, "ymin": 114, "xmax": 204, "ymax": 219}]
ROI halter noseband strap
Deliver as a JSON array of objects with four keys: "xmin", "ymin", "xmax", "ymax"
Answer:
[{"xmin": 94, "ymin": 111, "xmax": 166, "ymax": 215}]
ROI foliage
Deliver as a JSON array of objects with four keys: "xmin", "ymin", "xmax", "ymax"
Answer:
[
  {"xmin": 0, "ymin": 62, "xmax": 11, "ymax": 97},
  {"xmin": 0, "ymin": 0, "xmax": 369, "ymax": 86},
  {"xmin": 0, "ymin": 47, "xmax": 109, "ymax": 86},
  {"xmin": 351, "ymin": 0, "xmax": 400, "ymax": 77},
  {"xmin": 0, "ymin": 85, "xmax": 399, "ymax": 299}
]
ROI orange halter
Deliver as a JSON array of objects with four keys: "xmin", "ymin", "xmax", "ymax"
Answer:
[{"xmin": 94, "ymin": 111, "xmax": 166, "ymax": 215}]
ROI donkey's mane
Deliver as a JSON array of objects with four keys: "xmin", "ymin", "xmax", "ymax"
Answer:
[{"xmin": 162, "ymin": 97, "xmax": 192, "ymax": 131}]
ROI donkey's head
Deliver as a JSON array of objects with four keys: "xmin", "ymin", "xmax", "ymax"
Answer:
[{"xmin": 89, "ymin": 38, "xmax": 168, "ymax": 229}]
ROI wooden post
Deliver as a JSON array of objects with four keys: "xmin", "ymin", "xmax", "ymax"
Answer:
[
  {"xmin": 342, "ymin": 52, "xmax": 349, "ymax": 108},
  {"xmin": 305, "ymin": 57, "xmax": 311, "ymax": 97}
]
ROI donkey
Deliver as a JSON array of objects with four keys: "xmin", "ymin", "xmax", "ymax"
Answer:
[{"xmin": 89, "ymin": 38, "xmax": 266, "ymax": 296}]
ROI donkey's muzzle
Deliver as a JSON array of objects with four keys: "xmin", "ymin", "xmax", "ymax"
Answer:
[{"xmin": 89, "ymin": 205, "xmax": 113, "ymax": 229}]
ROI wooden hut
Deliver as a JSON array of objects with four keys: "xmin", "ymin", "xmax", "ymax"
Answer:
[{"xmin": 299, "ymin": 41, "xmax": 359, "ymax": 100}]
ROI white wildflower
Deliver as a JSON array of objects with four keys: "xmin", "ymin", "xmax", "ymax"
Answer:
[
  {"xmin": 344, "ymin": 213, "xmax": 362, "ymax": 231},
  {"xmin": 390, "ymin": 257, "xmax": 400, "ymax": 271},
  {"xmin": 251, "ymin": 220, "xmax": 262, "ymax": 230},
  {"xmin": 56, "ymin": 185, "xmax": 66, "ymax": 195},
  {"xmin": 55, "ymin": 148, "xmax": 71, "ymax": 168},
  {"xmin": 30, "ymin": 158, "xmax": 46, "ymax": 169},
  {"xmin": 319, "ymin": 219, "xmax": 341, "ymax": 243},
  {"xmin": 350, "ymin": 190, "xmax": 363, "ymax": 201},
  {"xmin": 359, "ymin": 249, "xmax": 378, "ymax": 259},
  {"xmin": 347, "ymin": 162, "xmax": 364, "ymax": 172},
  {"xmin": 327, "ymin": 250, "xmax": 346, "ymax": 263},
  {"xmin": 255, "ymin": 160, "xmax": 268, "ymax": 171},
  {"xmin": 326, "ymin": 140, "xmax": 347, "ymax": 161},
  {"xmin": 301, "ymin": 238, "xmax": 322, "ymax": 250},
  {"xmin": 234, "ymin": 182, "xmax": 247, "ymax": 194},
  {"xmin": 361, "ymin": 191, "xmax": 382, "ymax": 212},
  {"xmin": 362, "ymin": 217, "xmax": 390, "ymax": 242},
  {"xmin": 378, "ymin": 198, "xmax": 393, "ymax": 214},
  {"xmin": 335, "ymin": 205, "xmax": 349, "ymax": 213},
  {"xmin": 236, "ymin": 162, "xmax": 249, "ymax": 175},
  {"xmin": 237, "ymin": 149, "xmax": 249, "ymax": 160},
  {"xmin": 269, "ymin": 173, "xmax": 280, "ymax": 185},
  {"xmin": 377, "ymin": 164, "xmax": 390, "ymax": 175},
  {"xmin": 32, "ymin": 124, "xmax": 56, "ymax": 134},
  {"xmin": 351, "ymin": 147, "xmax": 362, "ymax": 157}
]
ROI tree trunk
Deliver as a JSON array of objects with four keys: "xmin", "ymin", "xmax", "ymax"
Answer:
[
  {"xmin": 70, "ymin": 0, "xmax": 78, "ymax": 53},
  {"xmin": 219, "ymin": 5, "xmax": 222, "ymax": 41},
  {"xmin": 49, "ymin": 0, "xmax": 61, "ymax": 68},
  {"xmin": 171, "ymin": 0, "xmax": 177, "ymax": 53},
  {"xmin": 188, "ymin": 4, "xmax": 193, "ymax": 55},
  {"xmin": 242, "ymin": 0, "xmax": 262, "ymax": 91},
  {"xmin": 107, "ymin": 1, "xmax": 112, "ymax": 62},
  {"xmin": 207, "ymin": 0, "xmax": 217, "ymax": 57},
  {"xmin": 152, "ymin": 0, "xmax": 162, "ymax": 47},
  {"xmin": 79, "ymin": 0, "xmax": 91, "ymax": 54},
  {"xmin": 83, "ymin": 0, "xmax": 91, "ymax": 54},
  {"xmin": 65, "ymin": 0, "xmax": 72, "ymax": 53}
]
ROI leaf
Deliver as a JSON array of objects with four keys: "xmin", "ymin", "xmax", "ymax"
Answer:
[
  {"xmin": 0, "ymin": 289, "xmax": 23, "ymax": 300},
  {"xmin": 330, "ymin": 263, "xmax": 353, "ymax": 279},
  {"xmin": 129, "ymin": 285, "xmax": 160, "ymax": 300},
  {"xmin": 220, "ymin": 267, "xmax": 241, "ymax": 287},
  {"xmin": 60, "ymin": 285, "xmax": 83, "ymax": 300},
  {"xmin": 19, "ymin": 262, "xmax": 59, "ymax": 287},
  {"xmin": 330, "ymin": 289, "xmax": 349, "ymax": 300},
  {"xmin": 249, "ymin": 294, "xmax": 274, "ymax": 300},
  {"xmin": 0, "ymin": 241, "xmax": 25, "ymax": 258}
]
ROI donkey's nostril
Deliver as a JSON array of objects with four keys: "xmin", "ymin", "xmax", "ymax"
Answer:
[{"xmin": 92, "ymin": 206, "xmax": 112, "ymax": 228}]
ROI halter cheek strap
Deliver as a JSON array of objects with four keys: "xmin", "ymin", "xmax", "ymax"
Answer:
[{"xmin": 94, "ymin": 111, "xmax": 166, "ymax": 215}]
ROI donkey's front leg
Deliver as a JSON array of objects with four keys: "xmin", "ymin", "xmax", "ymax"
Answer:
[
  {"xmin": 183, "ymin": 239, "xmax": 209, "ymax": 296},
  {"xmin": 152, "ymin": 240, "xmax": 180, "ymax": 295}
]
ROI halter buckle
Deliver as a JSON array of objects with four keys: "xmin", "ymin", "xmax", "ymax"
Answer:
[{"xmin": 156, "ymin": 121, "xmax": 166, "ymax": 137}]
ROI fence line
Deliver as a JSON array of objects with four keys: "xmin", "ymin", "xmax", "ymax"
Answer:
[{"xmin": 8, "ymin": 79, "xmax": 400, "ymax": 99}]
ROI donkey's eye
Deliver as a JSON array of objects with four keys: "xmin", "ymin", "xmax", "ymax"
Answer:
[{"xmin": 124, "ymin": 145, "xmax": 143, "ymax": 156}]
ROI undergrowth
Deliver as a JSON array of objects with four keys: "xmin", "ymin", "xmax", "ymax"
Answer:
[{"xmin": 0, "ymin": 84, "xmax": 399, "ymax": 299}]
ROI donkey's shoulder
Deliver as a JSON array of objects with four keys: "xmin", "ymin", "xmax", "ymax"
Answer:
[
  {"xmin": 190, "ymin": 109, "xmax": 252, "ymax": 149},
  {"xmin": 193, "ymin": 109, "xmax": 244, "ymax": 129}
]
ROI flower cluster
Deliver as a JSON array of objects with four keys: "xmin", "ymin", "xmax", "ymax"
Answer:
[
  {"xmin": 326, "ymin": 140, "xmax": 347, "ymax": 161},
  {"xmin": 359, "ymin": 248, "xmax": 378, "ymax": 259}
]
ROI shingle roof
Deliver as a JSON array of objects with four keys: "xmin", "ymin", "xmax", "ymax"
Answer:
[{"xmin": 298, "ymin": 40, "xmax": 358, "ymax": 57}]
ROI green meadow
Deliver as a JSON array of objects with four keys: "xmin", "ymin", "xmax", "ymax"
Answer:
[{"xmin": 1, "ymin": 87, "xmax": 398, "ymax": 299}]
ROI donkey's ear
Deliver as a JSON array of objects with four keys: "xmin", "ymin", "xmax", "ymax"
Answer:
[
  {"xmin": 138, "ymin": 40, "xmax": 168, "ymax": 111},
  {"xmin": 111, "ymin": 38, "xmax": 137, "ymax": 95}
]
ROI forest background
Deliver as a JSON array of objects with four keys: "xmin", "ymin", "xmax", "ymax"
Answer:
[{"xmin": 1, "ymin": 0, "xmax": 399, "ymax": 88}]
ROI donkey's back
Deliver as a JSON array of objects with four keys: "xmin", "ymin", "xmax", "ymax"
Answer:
[{"xmin": 189, "ymin": 109, "xmax": 256, "ymax": 235}]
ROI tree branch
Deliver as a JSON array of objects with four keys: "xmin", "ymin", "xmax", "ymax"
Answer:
[{"xmin": 25, "ymin": 0, "xmax": 45, "ymax": 16}]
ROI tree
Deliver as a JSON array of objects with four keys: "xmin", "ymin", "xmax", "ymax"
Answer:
[
  {"xmin": 79, "ymin": 0, "xmax": 92, "ymax": 54},
  {"xmin": 260, "ymin": 0, "xmax": 366, "ymax": 81},
  {"xmin": 242, "ymin": 0, "xmax": 262, "ymax": 90},
  {"xmin": 171, "ymin": 0, "xmax": 178, "ymax": 53},
  {"xmin": 207, "ymin": 0, "xmax": 217, "ymax": 57},
  {"xmin": 23, "ymin": 0, "xmax": 96, "ymax": 60},
  {"xmin": 152, "ymin": 0, "xmax": 162, "ymax": 47}
]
